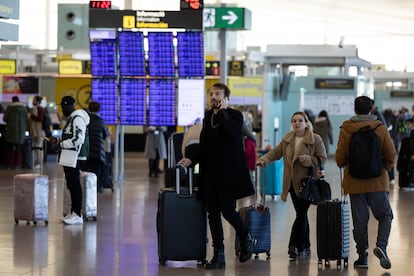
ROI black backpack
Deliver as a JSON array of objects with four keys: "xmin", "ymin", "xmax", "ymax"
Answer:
[{"xmin": 348, "ymin": 123, "xmax": 383, "ymax": 179}]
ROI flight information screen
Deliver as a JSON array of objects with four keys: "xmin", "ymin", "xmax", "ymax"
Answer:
[
  {"xmin": 147, "ymin": 32, "xmax": 175, "ymax": 77},
  {"xmin": 177, "ymin": 31, "xmax": 204, "ymax": 77},
  {"xmin": 118, "ymin": 31, "xmax": 146, "ymax": 77},
  {"xmin": 90, "ymin": 40, "xmax": 117, "ymax": 76},
  {"xmin": 148, "ymin": 79, "xmax": 175, "ymax": 126},
  {"xmin": 91, "ymin": 78, "xmax": 118, "ymax": 124},
  {"xmin": 120, "ymin": 78, "xmax": 147, "ymax": 125}
]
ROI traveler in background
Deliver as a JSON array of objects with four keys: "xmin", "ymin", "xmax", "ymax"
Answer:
[
  {"xmin": 256, "ymin": 111, "xmax": 326, "ymax": 260},
  {"xmin": 335, "ymin": 96, "xmax": 395, "ymax": 269},
  {"xmin": 396, "ymin": 118, "xmax": 414, "ymax": 190},
  {"xmin": 29, "ymin": 96, "xmax": 45, "ymax": 170},
  {"xmin": 49, "ymin": 96, "xmax": 90, "ymax": 225},
  {"xmin": 144, "ymin": 126, "xmax": 166, "ymax": 178},
  {"xmin": 313, "ymin": 110, "xmax": 333, "ymax": 155},
  {"xmin": 178, "ymin": 83, "xmax": 255, "ymax": 269},
  {"xmin": 3, "ymin": 96, "xmax": 28, "ymax": 169},
  {"xmin": 85, "ymin": 101, "xmax": 109, "ymax": 193}
]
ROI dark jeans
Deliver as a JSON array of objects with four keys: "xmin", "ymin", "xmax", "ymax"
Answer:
[
  {"xmin": 350, "ymin": 192, "xmax": 393, "ymax": 255},
  {"xmin": 5, "ymin": 142, "xmax": 22, "ymax": 168},
  {"xmin": 288, "ymin": 185, "xmax": 311, "ymax": 251},
  {"xmin": 205, "ymin": 178, "xmax": 247, "ymax": 249},
  {"xmin": 63, "ymin": 164, "xmax": 82, "ymax": 216}
]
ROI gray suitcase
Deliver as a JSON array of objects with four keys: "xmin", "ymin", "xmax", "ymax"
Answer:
[
  {"xmin": 63, "ymin": 171, "xmax": 97, "ymax": 221},
  {"xmin": 14, "ymin": 173, "xmax": 48, "ymax": 225}
]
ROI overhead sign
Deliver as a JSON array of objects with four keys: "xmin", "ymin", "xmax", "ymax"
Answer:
[
  {"xmin": 0, "ymin": 59, "xmax": 16, "ymax": 74},
  {"xmin": 59, "ymin": 60, "xmax": 84, "ymax": 75},
  {"xmin": 315, "ymin": 78, "xmax": 355, "ymax": 89},
  {"xmin": 204, "ymin": 7, "xmax": 251, "ymax": 30},
  {"xmin": 89, "ymin": 9, "xmax": 203, "ymax": 30},
  {"xmin": 0, "ymin": 0, "xmax": 19, "ymax": 19}
]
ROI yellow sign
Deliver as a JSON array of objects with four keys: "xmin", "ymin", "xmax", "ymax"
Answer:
[
  {"xmin": 227, "ymin": 77, "xmax": 263, "ymax": 97},
  {"xmin": 59, "ymin": 60, "xmax": 83, "ymax": 75},
  {"xmin": 0, "ymin": 59, "xmax": 16, "ymax": 74},
  {"xmin": 123, "ymin": 15, "xmax": 135, "ymax": 29}
]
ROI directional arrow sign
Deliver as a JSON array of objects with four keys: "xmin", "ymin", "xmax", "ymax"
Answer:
[{"xmin": 204, "ymin": 7, "xmax": 251, "ymax": 30}]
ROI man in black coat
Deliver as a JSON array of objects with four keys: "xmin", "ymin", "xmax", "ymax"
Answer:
[{"xmin": 178, "ymin": 83, "xmax": 255, "ymax": 269}]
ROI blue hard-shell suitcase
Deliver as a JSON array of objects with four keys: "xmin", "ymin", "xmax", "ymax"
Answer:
[{"xmin": 236, "ymin": 168, "xmax": 271, "ymax": 258}]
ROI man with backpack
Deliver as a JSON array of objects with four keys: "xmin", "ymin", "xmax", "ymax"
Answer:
[
  {"xmin": 335, "ymin": 96, "xmax": 395, "ymax": 270},
  {"xmin": 49, "ymin": 96, "xmax": 90, "ymax": 225}
]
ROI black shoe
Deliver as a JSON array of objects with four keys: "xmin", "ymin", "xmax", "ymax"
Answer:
[
  {"xmin": 354, "ymin": 251, "xmax": 368, "ymax": 269},
  {"xmin": 239, "ymin": 234, "xmax": 253, "ymax": 263},
  {"xmin": 288, "ymin": 246, "xmax": 298, "ymax": 260},
  {"xmin": 205, "ymin": 248, "xmax": 225, "ymax": 269}
]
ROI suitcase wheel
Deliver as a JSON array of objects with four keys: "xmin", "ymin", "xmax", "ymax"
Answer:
[
  {"xmin": 14, "ymin": 219, "xmax": 18, "ymax": 224},
  {"xmin": 266, "ymin": 251, "xmax": 271, "ymax": 257},
  {"xmin": 344, "ymin": 258, "xmax": 348, "ymax": 267},
  {"xmin": 324, "ymin": 259, "xmax": 330, "ymax": 267},
  {"xmin": 92, "ymin": 216, "xmax": 97, "ymax": 221},
  {"xmin": 33, "ymin": 221, "xmax": 37, "ymax": 226},
  {"xmin": 26, "ymin": 221, "xmax": 30, "ymax": 225},
  {"xmin": 159, "ymin": 257, "xmax": 166, "ymax": 265},
  {"xmin": 318, "ymin": 259, "xmax": 322, "ymax": 268},
  {"xmin": 45, "ymin": 220, "xmax": 48, "ymax": 225},
  {"xmin": 336, "ymin": 260, "xmax": 341, "ymax": 269}
]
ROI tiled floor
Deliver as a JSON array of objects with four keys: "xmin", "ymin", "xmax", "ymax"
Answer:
[{"xmin": 0, "ymin": 152, "xmax": 412, "ymax": 275}]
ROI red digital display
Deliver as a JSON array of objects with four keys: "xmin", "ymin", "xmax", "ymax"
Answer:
[
  {"xmin": 181, "ymin": 0, "xmax": 202, "ymax": 10},
  {"xmin": 89, "ymin": 1, "xmax": 111, "ymax": 9}
]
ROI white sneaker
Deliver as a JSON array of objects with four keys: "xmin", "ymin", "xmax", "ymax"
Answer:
[
  {"xmin": 61, "ymin": 212, "xmax": 76, "ymax": 222},
  {"xmin": 63, "ymin": 213, "xmax": 83, "ymax": 225}
]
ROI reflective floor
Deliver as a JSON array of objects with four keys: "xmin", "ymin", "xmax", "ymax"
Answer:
[{"xmin": 0, "ymin": 152, "xmax": 413, "ymax": 275}]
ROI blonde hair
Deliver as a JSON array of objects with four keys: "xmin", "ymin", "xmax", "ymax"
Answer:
[{"xmin": 291, "ymin": 111, "xmax": 313, "ymax": 132}]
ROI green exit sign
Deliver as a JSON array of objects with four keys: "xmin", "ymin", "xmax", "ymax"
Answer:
[{"xmin": 204, "ymin": 7, "xmax": 251, "ymax": 30}]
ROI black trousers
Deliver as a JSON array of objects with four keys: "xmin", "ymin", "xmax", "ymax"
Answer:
[
  {"xmin": 288, "ymin": 185, "xmax": 311, "ymax": 251},
  {"xmin": 205, "ymin": 178, "xmax": 247, "ymax": 249},
  {"xmin": 63, "ymin": 164, "xmax": 82, "ymax": 216}
]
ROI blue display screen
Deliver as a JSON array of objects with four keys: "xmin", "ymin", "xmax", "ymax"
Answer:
[
  {"xmin": 119, "ymin": 31, "xmax": 146, "ymax": 77},
  {"xmin": 120, "ymin": 78, "xmax": 147, "ymax": 125},
  {"xmin": 91, "ymin": 78, "xmax": 118, "ymax": 124},
  {"xmin": 148, "ymin": 79, "xmax": 176, "ymax": 126},
  {"xmin": 147, "ymin": 32, "xmax": 175, "ymax": 77},
  {"xmin": 90, "ymin": 40, "xmax": 117, "ymax": 76},
  {"xmin": 177, "ymin": 31, "xmax": 204, "ymax": 77}
]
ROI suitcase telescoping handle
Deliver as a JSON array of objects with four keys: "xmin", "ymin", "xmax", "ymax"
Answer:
[
  {"xmin": 175, "ymin": 166, "xmax": 193, "ymax": 195},
  {"xmin": 339, "ymin": 167, "xmax": 348, "ymax": 203},
  {"xmin": 254, "ymin": 166, "xmax": 266, "ymax": 208}
]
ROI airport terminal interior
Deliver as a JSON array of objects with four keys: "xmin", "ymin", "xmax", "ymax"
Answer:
[
  {"xmin": 1, "ymin": 1, "xmax": 414, "ymax": 276},
  {"xmin": 0, "ymin": 153, "xmax": 413, "ymax": 275}
]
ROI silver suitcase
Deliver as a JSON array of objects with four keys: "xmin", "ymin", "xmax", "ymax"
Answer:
[
  {"xmin": 14, "ymin": 173, "xmax": 48, "ymax": 225},
  {"xmin": 63, "ymin": 171, "xmax": 97, "ymax": 221}
]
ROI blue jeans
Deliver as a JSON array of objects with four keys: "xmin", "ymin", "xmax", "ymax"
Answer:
[{"xmin": 350, "ymin": 192, "xmax": 393, "ymax": 255}]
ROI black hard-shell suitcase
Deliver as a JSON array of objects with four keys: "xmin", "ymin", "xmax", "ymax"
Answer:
[
  {"xmin": 157, "ymin": 168, "xmax": 207, "ymax": 265},
  {"xmin": 316, "ymin": 169, "xmax": 350, "ymax": 268},
  {"xmin": 235, "ymin": 168, "xmax": 271, "ymax": 258},
  {"xmin": 164, "ymin": 132, "xmax": 184, "ymax": 188}
]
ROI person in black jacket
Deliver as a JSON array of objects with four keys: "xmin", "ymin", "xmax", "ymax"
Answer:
[
  {"xmin": 85, "ymin": 101, "xmax": 109, "ymax": 193},
  {"xmin": 178, "ymin": 83, "xmax": 255, "ymax": 269}
]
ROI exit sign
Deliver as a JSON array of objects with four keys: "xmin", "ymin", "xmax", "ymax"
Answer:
[{"xmin": 204, "ymin": 7, "xmax": 251, "ymax": 30}]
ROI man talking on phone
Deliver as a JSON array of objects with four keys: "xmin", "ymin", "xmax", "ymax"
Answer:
[{"xmin": 178, "ymin": 83, "xmax": 255, "ymax": 269}]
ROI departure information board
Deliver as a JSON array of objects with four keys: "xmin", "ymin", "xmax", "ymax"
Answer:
[
  {"xmin": 119, "ymin": 31, "xmax": 146, "ymax": 76},
  {"xmin": 120, "ymin": 78, "xmax": 147, "ymax": 125},
  {"xmin": 90, "ymin": 40, "xmax": 117, "ymax": 76},
  {"xmin": 91, "ymin": 78, "xmax": 118, "ymax": 124},
  {"xmin": 148, "ymin": 79, "xmax": 175, "ymax": 126},
  {"xmin": 177, "ymin": 31, "xmax": 204, "ymax": 77},
  {"xmin": 147, "ymin": 32, "xmax": 175, "ymax": 77}
]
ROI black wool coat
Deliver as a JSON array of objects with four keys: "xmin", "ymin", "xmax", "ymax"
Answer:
[{"xmin": 198, "ymin": 108, "xmax": 255, "ymax": 203}]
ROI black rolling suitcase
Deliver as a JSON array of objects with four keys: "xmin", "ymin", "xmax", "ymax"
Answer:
[
  {"xmin": 164, "ymin": 132, "xmax": 184, "ymax": 188},
  {"xmin": 235, "ymin": 168, "xmax": 271, "ymax": 258},
  {"xmin": 157, "ymin": 167, "xmax": 207, "ymax": 265},
  {"xmin": 316, "ymin": 169, "xmax": 350, "ymax": 268}
]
